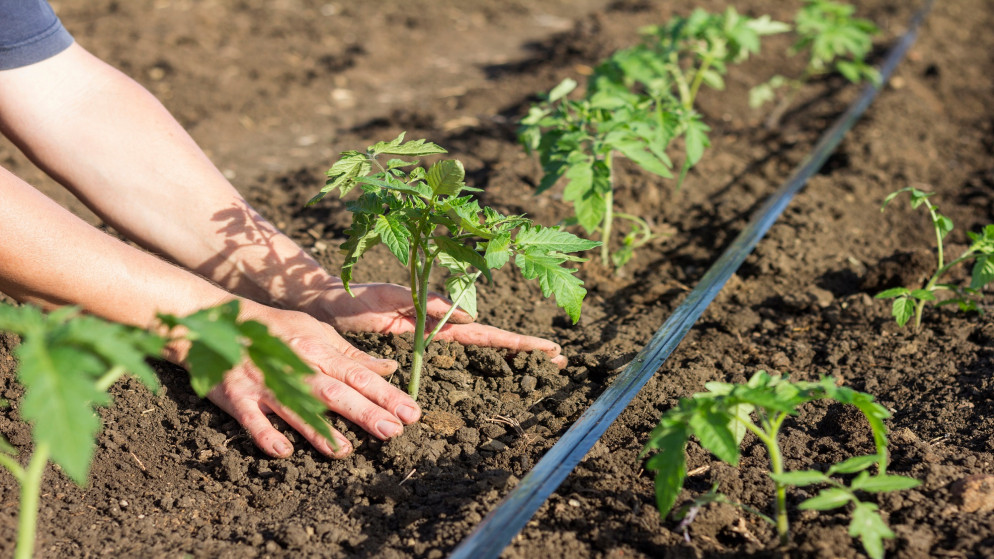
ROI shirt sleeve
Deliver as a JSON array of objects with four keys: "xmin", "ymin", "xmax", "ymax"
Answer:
[{"xmin": 0, "ymin": 0, "xmax": 75, "ymax": 70}]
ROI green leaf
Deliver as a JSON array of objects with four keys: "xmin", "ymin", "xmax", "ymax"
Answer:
[
  {"xmin": 426, "ymin": 159, "xmax": 466, "ymax": 197},
  {"xmin": 562, "ymin": 160, "xmax": 605, "ymax": 234},
  {"xmin": 514, "ymin": 225, "xmax": 601, "ymax": 254},
  {"xmin": 374, "ymin": 214, "xmax": 412, "ymax": 267},
  {"xmin": 60, "ymin": 315, "xmax": 164, "ymax": 390},
  {"xmin": 910, "ymin": 289, "xmax": 936, "ymax": 301},
  {"xmin": 611, "ymin": 139, "xmax": 673, "ymax": 178},
  {"xmin": 484, "ymin": 233, "xmax": 513, "ymax": 269},
  {"xmin": 827, "ymin": 454, "xmax": 880, "ymax": 476},
  {"xmin": 515, "ymin": 250, "xmax": 588, "ymax": 323},
  {"xmin": 770, "ymin": 470, "xmax": 830, "ymax": 487},
  {"xmin": 161, "ymin": 301, "xmax": 245, "ymax": 396},
  {"xmin": 683, "ymin": 116, "xmax": 711, "ymax": 167},
  {"xmin": 850, "ymin": 472, "xmax": 921, "ymax": 493},
  {"xmin": 643, "ymin": 426, "xmax": 690, "ymax": 517},
  {"xmin": 16, "ymin": 340, "xmax": 107, "ymax": 485},
  {"xmin": 238, "ymin": 321, "xmax": 335, "ymax": 446},
  {"xmin": 311, "ymin": 151, "xmax": 371, "ymax": 203},
  {"xmin": 688, "ymin": 406, "xmax": 739, "ymax": 465},
  {"xmin": 548, "ymin": 78, "xmax": 578, "ymax": 102},
  {"xmin": 874, "ymin": 287, "xmax": 909, "ymax": 299},
  {"xmin": 445, "ymin": 273, "xmax": 478, "ymax": 319},
  {"xmin": 800, "ymin": 487, "xmax": 853, "ymax": 511},
  {"xmin": 971, "ymin": 255, "xmax": 994, "ymax": 290},
  {"xmin": 849, "ymin": 502, "xmax": 894, "ymax": 559},
  {"xmin": 891, "ymin": 297, "xmax": 916, "ymax": 327},
  {"xmin": 339, "ymin": 216, "xmax": 381, "ymax": 294},
  {"xmin": 434, "ymin": 236, "xmax": 492, "ymax": 284},
  {"xmin": 369, "ymin": 132, "xmax": 447, "ymax": 157}
]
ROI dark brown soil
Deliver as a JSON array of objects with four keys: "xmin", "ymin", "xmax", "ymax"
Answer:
[{"xmin": 2, "ymin": 1, "xmax": 993, "ymax": 557}]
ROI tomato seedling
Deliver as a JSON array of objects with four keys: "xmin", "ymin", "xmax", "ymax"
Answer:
[
  {"xmin": 520, "ymin": 8, "xmax": 786, "ymax": 269},
  {"xmin": 308, "ymin": 133, "xmax": 598, "ymax": 399},
  {"xmin": 751, "ymin": 0, "xmax": 881, "ymax": 128},
  {"xmin": 642, "ymin": 371, "xmax": 919, "ymax": 559},
  {"xmin": 875, "ymin": 187, "xmax": 994, "ymax": 330},
  {"xmin": 0, "ymin": 300, "xmax": 330, "ymax": 559}
]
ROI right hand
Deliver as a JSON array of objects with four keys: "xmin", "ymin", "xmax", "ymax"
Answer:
[{"xmin": 206, "ymin": 304, "xmax": 420, "ymax": 458}]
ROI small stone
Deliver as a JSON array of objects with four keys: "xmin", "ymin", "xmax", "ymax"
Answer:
[
  {"xmin": 519, "ymin": 375, "xmax": 538, "ymax": 392},
  {"xmin": 421, "ymin": 410, "xmax": 465, "ymax": 437},
  {"xmin": 481, "ymin": 439, "xmax": 507, "ymax": 452},
  {"xmin": 568, "ymin": 499, "xmax": 581, "ymax": 507},
  {"xmin": 952, "ymin": 475, "xmax": 994, "ymax": 513},
  {"xmin": 432, "ymin": 354, "xmax": 456, "ymax": 368}
]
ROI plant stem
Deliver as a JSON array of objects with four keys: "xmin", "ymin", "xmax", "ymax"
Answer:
[
  {"xmin": 686, "ymin": 54, "xmax": 715, "ymax": 109},
  {"xmin": 601, "ymin": 153, "xmax": 615, "ymax": 268},
  {"xmin": 15, "ymin": 441, "xmax": 49, "ymax": 559},
  {"xmin": 914, "ymin": 200, "xmax": 948, "ymax": 331},
  {"xmin": 94, "ymin": 364, "xmax": 127, "ymax": 392}
]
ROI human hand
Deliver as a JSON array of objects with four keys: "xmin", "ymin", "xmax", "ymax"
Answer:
[
  {"xmin": 204, "ymin": 304, "xmax": 420, "ymax": 459},
  {"xmin": 307, "ymin": 282, "xmax": 568, "ymax": 368}
]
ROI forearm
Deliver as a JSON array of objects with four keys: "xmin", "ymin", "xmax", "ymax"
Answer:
[
  {"xmin": 0, "ymin": 167, "xmax": 230, "ymax": 328},
  {"xmin": 0, "ymin": 43, "xmax": 337, "ymax": 310}
]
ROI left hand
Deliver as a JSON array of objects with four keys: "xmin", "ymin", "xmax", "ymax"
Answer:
[{"xmin": 305, "ymin": 282, "xmax": 568, "ymax": 368}]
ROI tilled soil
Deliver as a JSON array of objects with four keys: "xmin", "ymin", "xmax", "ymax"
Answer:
[{"xmin": 2, "ymin": 1, "xmax": 993, "ymax": 557}]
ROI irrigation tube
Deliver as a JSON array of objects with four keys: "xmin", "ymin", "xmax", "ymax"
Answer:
[{"xmin": 449, "ymin": 2, "xmax": 935, "ymax": 558}]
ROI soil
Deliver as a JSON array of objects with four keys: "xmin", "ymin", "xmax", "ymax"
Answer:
[{"xmin": 2, "ymin": 0, "xmax": 993, "ymax": 558}]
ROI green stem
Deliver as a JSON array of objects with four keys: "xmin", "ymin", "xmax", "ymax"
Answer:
[
  {"xmin": 94, "ymin": 364, "xmax": 127, "ymax": 393},
  {"xmin": 407, "ymin": 240, "xmax": 434, "ymax": 400},
  {"xmin": 0, "ymin": 452, "xmax": 25, "ymax": 482},
  {"xmin": 686, "ymin": 54, "xmax": 715, "ymax": 109},
  {"xmin": 600, "ymin": 153, "xmax": 615, "ymax": 268},
  {"xmin": 15, "ymin": 441, "xmax": 49, "ymax": 559},
  {"xmin": 424, "ymin": 271, "xmax": 482, "ymax": 347},
  {"xmin": 765, "ymin": 421, "xmax": 790, "ymax": 546}
]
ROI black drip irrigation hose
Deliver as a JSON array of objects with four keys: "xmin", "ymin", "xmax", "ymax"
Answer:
[{"xmin": 449, "ymin": 2, "xmax": 935, "ymax": 558}]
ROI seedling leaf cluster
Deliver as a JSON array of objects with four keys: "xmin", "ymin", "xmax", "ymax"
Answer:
[
  {"xmin": 751, "ymin": 0, "xmax": 881, "ymax": 127},
  {"xmin": 0, "ymin": 300, "xmax": 330, "ymax": 559},
  {"xmin": 875, "ymin": 187, "xmax": 994, "ymax": 329},
  {"xmin": 520, "ymin": 7, "xmax": 787, "ymax": 269},
  {"xmin": 642, "ymin": 371, "xmax": 919, "ymax": 559},
  {"xmin": 309, "ymin": 133, "xmax": 599, "ymax": 399}
]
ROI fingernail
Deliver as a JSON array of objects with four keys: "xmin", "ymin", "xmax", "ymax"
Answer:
[
  {"xmin": 332, "ymin": 435, "xmax": 352, "ymax": 456},
  {"xmin": 273, "ymin": 440, "xmax": 292, "ymax": 457},
  {"xmin": 396, "ymin": 404, "xmax": 420, "ymax": 423},
  {"xmin": 376, "ymin": 419, "xmax": 403, "ymax": 438}
]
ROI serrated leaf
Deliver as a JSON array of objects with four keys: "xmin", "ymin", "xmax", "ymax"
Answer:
[
  {"xmin": 514, "ymin": 225, "xmax": 601, "ymax": 254},
  {"xmin": 434, "ymin": 236, "xmax": 492, "ymax": 284},
  {"xmin": 312, "ymin": 152, "xmax": 371, "ymax": 203},
  {"xmin": 643, "ymin": 427, "xmax": 690, "ymax": 517},
  {"xmin": 61, "ymin": 315, "xmax": 164, "ymax": 390},
  {"xmin": 374, "ymin": 214, "xmax": 412, "ymax": 266},
  {"xmin": 426, "ymin": 159, "xmax": 466, "ymax": 196},
  {"xmin": 850, "ymin": 502, "xmax": 894, "ymax": 559},
  {"xmin": 339, "ymin": 217, "xmax": 381, "ymax": 294},
  {"xmin": 369, "ymin": 132, "xmax": 447, "ymax": 157},
  {"xmin": 445, "ymin": 273, "xmax": 478, "ymax": 319},
  {"xmin": 562, "ymin": 161, "xmax": 605, "ymax": 234},
  {"xmin": 770, "ymin": 470, "xmax": 831, "ymax": 487},
  {"xmin": 891, "ymin": 297, "xmax": 915, "ymax": 327},
  {"xmin": 16, "ymin": 340, "xmax": 108, "ymax": 485},
  {"xmin": 515, "ymin": 250, "xmax": 587, "ymax": 323},
  {"xmin": 161, "ymin": 301, "xmax": 244, "ymax": 396},
  {"xmin": 611, "ymin": 139, "xmax": 673, "ymax": 178},
  {"xmin": 238, "ymin": 321, "xmax": 335, "ymax": 446},
  {"xmin": 484, "ymin": 233, "xmax": 513, "ymax": 269},
  {"xmin": 971, "ymin": 255, "xmax": 994, "ymax": 290},
  {"xmin": 689, "ymin": 406, "xmax": 739, "ymax": 465},
  {"xmin": 799, "ymin": 487, "xmax": 853, "ymax": 511},
  {"xmin": 910, "ymin": 289, "xmax": 936, "ymax": 301}
]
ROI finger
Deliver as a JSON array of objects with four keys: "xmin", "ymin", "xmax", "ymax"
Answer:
[
  {"xmin": 208, "ymin": 384, "xmax": 296, "ymax": 458},
  {"xmin": 424, "ymin": 291, "xmax": 474, "ymax": 324},
  {"xmin": 320, "ymin": 323, "xmax": 399, "ymax": 376},
  {"xmin": 432, "ymin": 322, "xmax": 566, "ymax": 367},
  {"xmin": 264, "ymin": 396, "xmax": 352, "ymax": 459}
]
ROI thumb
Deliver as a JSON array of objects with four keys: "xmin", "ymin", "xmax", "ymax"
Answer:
[{"xmin": 425, "ymin": 292, "xmax": 475, "ymax": 324}]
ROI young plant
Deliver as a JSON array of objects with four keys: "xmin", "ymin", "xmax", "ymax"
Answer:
[
  {"xmin": 0, "ymin": 300, "xmax": 330, "ymax": 559},
  {"xmin": 520, "ymin": 8, "xmax": 786, "ymax": 269},
  {"xmin": 751, "ymin": 0, "xmax": 881, "ymax": 128},
  {"xmin": 307, "ymin": 133, "xmax": 599, "ymax": 399},
  {"xmin": 875, "ymin": 187, "xmax": 994, "ymax": 330},
  {"xmin": 642, "ymin": 371, "xmax": 920, "ymax": 559}
]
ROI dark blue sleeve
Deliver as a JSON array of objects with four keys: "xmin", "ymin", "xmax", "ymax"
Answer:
[{"xmin": 0, "ymin": 0, "xmax": 75, "ymax": 70}]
